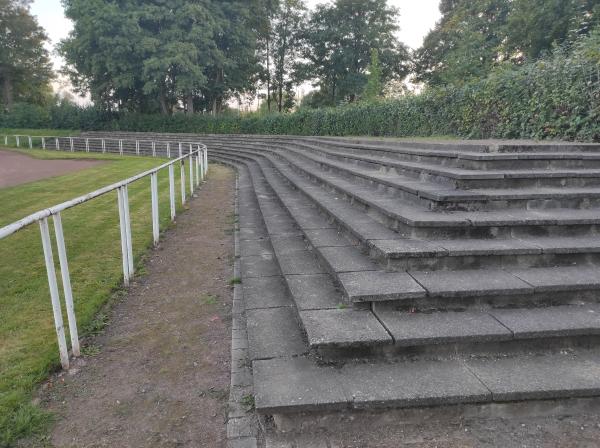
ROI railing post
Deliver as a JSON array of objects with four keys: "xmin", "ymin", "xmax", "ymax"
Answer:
[
  {"xmin": 70, "ymin": 137, "xmax": 74, "ymax": 152},
  {"xmin": 152, "ymin": 141, "xmax": 156, "ymax": 157},
  {"xmin": 85, "ymin": 138, "xmax": 89, "ymax": 152},
  {"xmin": 136, "ymin": 140, "xmax": 140, "ymax": 156},
  {"xmin": 28, "ymin": 136, "xmax": 32, "ymax": 149},
  {"xmin": 3, "ymin": 135, "xmax": 7, "ymax": 146},
  {"xmin": 167, "ymin": 142, "xmax": 171, "ymax": 158},
  {"xmin": 119, "ymin": 139, "xmax": 123, "ymax": 156},
  {"xmin": 169, "ymin": 164, "xmax": 176, "ymax": 221},
  {"xmin": 150, "ymin": 172, "xmax": 160, "ymax": 246},
  {"xmin": 204, "ymin": 147, "xmax": 208, "ymax": 175},
  {"xmin": 102, "ymin": 139, "xmax": 106, "ymax": 153},
  {"xmin": 16, "ymin": 136, "xmax": 20, "ymax": 147},
  {"xmin": 123, "ymin": 185, "xmax": 134, "ymax": 277},
  {"xmin": 178, "ymin": 142, "xmax": 182, "ymax": 158},
  {"xmin": 39, "ymin": 217, "xmax": 70, "ymax": 370},
  {"xmin": 195, "ymin": 154, "xmax": 200, "ymax": 187},
  {"xmin": 180, "ymin": 159, "xmax": 186, "ymax": 204},
  {"xmin": 42, "ymin": 137, "xmax": 46, "ymax": 149},
  {"xmin": 189, "ymin": 151, "xmax": 194, "ymax": 195},
  {"xmin": 117, "ymin": 187, "xmax": 130, "ymax": 286},
  {"xmin": 56, "ymin": 138, "xmax": 60, "ymax": 150},
  {"xmin": 52, "ymin": 212, "xmax": 80, "ymax": 357},
  {"xmin": 198, "ymin": 146, "xmax": 204, "ymax": 181}
]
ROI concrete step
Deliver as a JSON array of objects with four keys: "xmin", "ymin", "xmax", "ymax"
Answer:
[
  {"xmin": 214, "ymin": 152, "xmax": 600, "ymax": 359},
  {"xmin": 212, "ymin": 146, "xmax": 600, "ymax": 239},
  {"xmin": 253, "ymin": 349, "xmax": 600, "ymax": 415},
  {"xmin": 212, "ymin": 148, "xmax": 600, "ymax": 272},
  {"xmin": 207, "ymin": 138, "xmax": 600, "ymax": 190}
]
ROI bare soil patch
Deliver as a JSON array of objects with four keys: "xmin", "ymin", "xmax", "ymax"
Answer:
[
  {"xmin": 0, "ymin": 150, "xmax": 104, "ymax": 188},
  {"xmin": 36, "ymin": 165, "xmax": 235, "ymax": 447}
]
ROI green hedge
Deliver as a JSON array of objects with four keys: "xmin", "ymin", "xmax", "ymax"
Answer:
[{"xmin": 2, "ymin": 33, "xmax": 599, "ymax": 141}]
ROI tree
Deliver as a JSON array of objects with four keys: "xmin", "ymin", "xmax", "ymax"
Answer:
[
  {"xmin": 0, "ymin": 0, "xmax": 53, "ymax": 111},
  {"xmin": 61, "ymin": 0, "xmax": 260, "ymax": 114},
  {"xmin": 299, "ymin": 0, "xmax": 409, "ymax": 106},
  {"xmin": 363, "ymin": 48, "xmax": 383, "ymax": 100},
  {"xmin": 270, "ymin": 0, "xmax": 306, "ymax": 112},
  {"xmin": 413, "ymin": 0, "xmax": 511, "ymax": 86}
]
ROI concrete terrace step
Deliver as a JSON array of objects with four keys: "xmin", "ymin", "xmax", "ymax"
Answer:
[
  {"xmin": 208, "ymin": 137, "xmax": 600, "ymax": 190},
  {"xmin": 235, "ymin": 140, "xmax": 600, "ymax": 210},
  {"xmin": 253, "ymin": 349, "xmax": 600, "ymax": 415},
  {"xmin": 211, "ymin": 147, "xmax": 600, "ymax": 272},
  {"xmin": 214, "ymin": 151, "xmax": 600, "ymax": 308},
  {"xmin": 209, "ymin": 144, "xmax": 600, "ymax": 239},
  {"xmin": 216, "ymin": 152, "xmax": 600, "ymax": 359}
]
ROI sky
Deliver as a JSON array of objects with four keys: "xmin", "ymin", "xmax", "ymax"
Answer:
[{"xmin": 30, "ymin": 0, "xmax": 442, "ymax": 102}]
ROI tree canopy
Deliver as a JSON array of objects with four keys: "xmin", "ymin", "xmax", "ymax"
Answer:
[{"xmin": 0, "ymin": 0, "xmax": 53, "ymax": 111}]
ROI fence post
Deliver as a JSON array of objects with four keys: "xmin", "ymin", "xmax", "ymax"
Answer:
[
  {"xmin": 152, "ymin": 141, "xmax": 156, "ymax": 157},
  {"xmin": 119, "ymin": 139, "xmax": 123, "ymax": 156},
  {"xmin": 180, "ymin": 159, "xmax": 186, "ymax": 204},
  {"xmin": 102, "ymin": 139, "xmax": 106, "ymax": 153},
  {"xmin": 39, "ymin": 217, "xmax": 70, "ymax": 370},
  {"xmin": 204, "ymin": 148, "xmax": 208, "ymax": 175},
  {"xmin": 70, "ymin": 137, "xmax": 74, "ymax": 152},
  {"xmin": 52, "ymin": 212, "xmax": 80, "ymax": 357},
  {"xmin": 56, "ymin": 138, "xmax": 60, "ymax": 150},
  {"xmin": 136, "ymin": 140, "xmax": 140, "ymax": 156},
  {"xmin": 189, "ymin": 152, "xmax": 194, "ymax": 195},
  {"xmin": 167, "ymin": 142, "xmax": 171, "ymax": 158},
  {"xmin": 195, "ymin": 154, "xmax": 200, "ymax": 187},
  {"xmin": 3, "ymin": 135, "xmax": 7, "ymax": 145},
  {"xmin": 178, "ymin": 142, "xmax": 182, "ymax": 158},
  {"xmin": 123, "ymin": 185, "xmax": 134, "ymax": 277},
  {"xmin": 117, "ymin": 187, "xmax": 131, "ymax": 286},
  {"xmin": 28, "ymin": 136, "xmax": 32, "ymax": 149},
  {"xmin": 42, "ymin": 137, "xmax": 46, "ymax": 149},
  {"xmin": 150, "ymin": 172, "xmax": 160, "ymax": 246},
  {"xmin": 85, "ymin": 138, "xmax": 89, "ymax": 152},
  {"xmin": 169, "ymin": 164, "xmax": 176, "ymax": 221},
  {"xmin": 16, "ymin": 136, "xmax": 20, "ymax": 147}
]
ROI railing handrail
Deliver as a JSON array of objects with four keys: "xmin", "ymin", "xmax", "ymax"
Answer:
[{"xmin": 0, "ymin": 145, "xmax": 205, "ymax": 239}]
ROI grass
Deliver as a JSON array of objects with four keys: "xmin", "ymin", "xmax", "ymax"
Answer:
[{"xmin": 0, "ymin": 146, "xmax": 189, "ymax": 446}]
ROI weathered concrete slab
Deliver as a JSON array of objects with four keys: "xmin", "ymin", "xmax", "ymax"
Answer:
[
  {"xmin": 374, "ymin": 309, "xmax": 512, "ymax": 346},
  {"xmin": 300, "ymin": 309, "xmax": 392, "ymax": 348},
  {"xmin": 277, "ymin": 250, "xmax": 327, "ymax": 275},
  {"xmin": 285, "ymin": 274, "xmax": 341, "ymax": 310},
  {"xmin": 253, "ymin": 357, "xmax": 350, "ymax": 413},
  {"xmin": 339, "ymin": 271, "xmax": 426, "ymax": 302},
  {"xmin": 410, "ymin": 269, "xmax": 533, "ymax": 298},
  {"xmin": 524, "ymin": 236, "xmax": 600, "ymax": 254},
  {"xmin": 240, "ymin": 239, "xmax": 274, "ymax": 257},
  {"xmin": 239, "ymin": 227, "xmax": 269, "ymax": 241},
  {"xmin": 437, "ymin": 238, "xmax": 541, "ymax": 256},
  {"xmin": 347, "ymin": 360, "xmax": 491, "ymax": 408},
  {"xmin": 369, "ymin": 239, "xmax": 446, "ymax": 258},
  {"xmin": 491, "ymin": 305, "xmax": 600, "ymax": 338},
  {"xmin": 509, "ymin": 266, "xmax": 600, "ymax": 292},
  {"xmin": 247, "ymin": 308, "xmax": 307, "ymax": 360},
  {"xmin": 467, "ymin": 351, "xmax": 600, "ymax": 401},
  {"xmin": 304, "ymin": 229, "xmax": 351, "ymax": 248},
  {"xmin": 319, "ymin": 246, "xmax": 379, "ymax": 273},
  {"xmin": 240, "ymin": 254, "xmax": 282, "ymax": 278},
  {"xmin": 243, "ymin": 276, "xmax": 293, "ymax": 310},
  {"xmin": 270, "ymin": 235, "xmax": 307, "ymax": 255}
]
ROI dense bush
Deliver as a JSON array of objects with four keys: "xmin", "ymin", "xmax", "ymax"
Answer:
[{"xmin": 2, "ymin": 31, "xmax": 599, "ymax": 141}]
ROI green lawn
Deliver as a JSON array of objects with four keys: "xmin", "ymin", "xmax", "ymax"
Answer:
[{"xmin": 0, "ymin": 147, "xmax": 189, "ymax": 446}]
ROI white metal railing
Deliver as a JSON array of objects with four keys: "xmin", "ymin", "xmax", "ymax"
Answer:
[
  {"xmin": 0, "ymin": 136, "xmax": 209, "ymax": 370},
  {"xmin": 1, "ymin": 134, "xmax": 211, "ymax": 161}
]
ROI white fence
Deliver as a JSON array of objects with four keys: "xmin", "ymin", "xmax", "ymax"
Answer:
[{"xmin": 0, "ymin": 135, "xmax": 209, "ymax": 370}]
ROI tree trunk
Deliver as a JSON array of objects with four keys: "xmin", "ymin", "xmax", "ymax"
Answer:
[
  {"xmin": 2, "ymin": 74, "xmax": 13, "ymax": 112},
  {"xmin": 186, "ymin": 92, "xmax": 194, "ymax": 114},
  {"xmin": 266, "ymin": 37, "xmax": 271, "ymax": 113},
  {"xmin": 159, "ymin": 84, "xmax": 169, "ymax": 115}
]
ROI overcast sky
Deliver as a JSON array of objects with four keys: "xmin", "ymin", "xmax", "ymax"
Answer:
[{"xmin": 32, "ymin": 0, "xmax": 442, "ymax": 70}]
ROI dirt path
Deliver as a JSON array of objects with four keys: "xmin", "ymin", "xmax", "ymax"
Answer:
[
  {"xmin": 0, "ymin": 150, "xmax": 104, "ymax": 188},
  {"xmin": 37, "ymin": 165, "xmax": 235, "ymax": 448}
]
